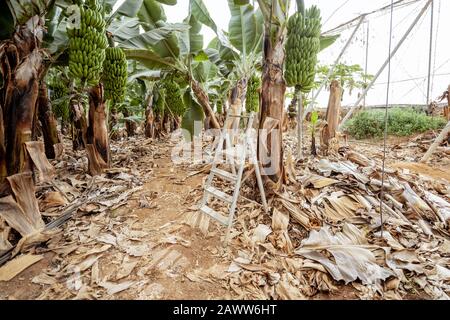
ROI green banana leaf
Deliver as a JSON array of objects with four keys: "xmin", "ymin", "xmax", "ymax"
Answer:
[
  {"xmin": 107, "ymin": 17, "xmax": 141, "ymax": 43},
  {"xmin": 124, "ymin": 49, "xmax": 178, "ymax": 71},
  {"xmin": 320, "ymin": 34, "xmax": 340, "ymax": 52},
  {"xmin": 178, "ymin": 15, "xmax": 204, "ymax": 56},
  {"xmin": 227, "ymin": 0, "xmax": 263, "ymax": 55},
  {"xmin": 189, "ymin": 0, "xmax": 217, "ymax": 33},
  {"xmin": 192, "ymin": 60, "xmax": 219, "ymax": 84},
  {"xmin": 121, "ymin": 22, "xmax": 190, "ymax": 49},
  {"xmin": 138, "ymin": 0, "xmax": 180, "ymax": 59},
  {"xmin": 156, "ymin": 0, "xmax": 177, "ymax": 5},
  {"xmin": 114, "ymin": 0, "xmax": 144, "ymax": 18},
  {"xmin": 128, "ymin": 69, "xmax": 162, "ymax": 82}
]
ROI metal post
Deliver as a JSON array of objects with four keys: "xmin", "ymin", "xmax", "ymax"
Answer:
[
  {"xmin": 339, "ymin": 0, "xmax": 433, "ymax": 131},
  {"xmin": 297, "ymin": 90, "xmax": 303, "ymax": 159},
  {"xmin": 426, "ymin": 0, "xmax": 434, "ymax": 105},
  {"xmin": 303, "ymin": 16, "xmax": 366, "ymax": 120},
  {"xmin": 363, "ymin": 20, "xmax": 370, "ymax": 107}
]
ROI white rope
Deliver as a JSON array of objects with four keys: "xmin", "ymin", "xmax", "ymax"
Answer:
[{"xmin": 379, "ymin": 0, "xmax": 395, "ymax": 238}]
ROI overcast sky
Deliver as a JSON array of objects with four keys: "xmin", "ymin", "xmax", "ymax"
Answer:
[{"xmin": 150, "ymin": 0, "xmax": 450, "ymax": 107}]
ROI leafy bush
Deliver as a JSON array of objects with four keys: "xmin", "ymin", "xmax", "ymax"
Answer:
[{"xmin": 345, "ymin": 108, "xmax": 447, "ymax": 139}]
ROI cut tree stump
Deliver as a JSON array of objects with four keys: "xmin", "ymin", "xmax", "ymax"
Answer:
[
  {"xmin": 87, "ymin": 84, "xmax": 111, "ymax": 175},
  {"xmin": 420, "ymin": 120, "xmax": 450, "ymax": 163},
  {"xmin": 70, "ymin": 97, "xmax": 88, "ymax": 151},
  {"xmin": 37, "ymin": 82, "xmax": 60, "ymax": 159},
  {"xmin": 320, "ymin": 80, "xmax": 342, "ymax": 154}
]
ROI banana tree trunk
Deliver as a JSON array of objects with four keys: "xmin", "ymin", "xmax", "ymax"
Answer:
[
  {"xmin": 0, "ymin": 16, "xmax": 45, "ymax": 181},
  {"xmin": 227, "ymin": 79, "xmax": 248, "ymax": 131},
  {"xmin": 86, "ymin": 84, "xmax": 110, "ymax": 175},
  {"xmin": 444, "ymin": 86, "xmax": 449, "ymax": 121},
  {"xmin": 70, "ymin": 97, "xmax": 88, "ymax": 151},
  {"xmin": 37, "ymin": 82, "xmax": 60, "ymax": 159},
  {"xmin": 109, "ymin": 106, "xmax": 119, "ymax": 140},
  {"xmin": 258, "ymin": 24, "xmax": 287, "ymax": 189},
  {"xmin": 0, "ymin": 104, "xmax": 6, "ymax": 182},
  {"xmin": 123, "ymin": 108, "xmax": 137, "ymax": 137},
  {"xmin": 144, "ymin": 94, "xmax": 155, "ymax": 138},
  {"xmin": 191, "ymin": 80, "xmax": 220, "ymax": 129}
]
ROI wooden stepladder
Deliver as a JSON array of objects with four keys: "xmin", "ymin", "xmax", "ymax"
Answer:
[{"xmin": 199, "ymin": 112, "xmax": 268, "ymax": 243}]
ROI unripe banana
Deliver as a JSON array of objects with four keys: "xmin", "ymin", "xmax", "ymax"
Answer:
[
  {"xmin": 67, "ymin": 2, "xmax": 106, "ymax": 86},
  {"xmin": 285, "ymin": 6, "xmax": 322, "ymax": 92}
]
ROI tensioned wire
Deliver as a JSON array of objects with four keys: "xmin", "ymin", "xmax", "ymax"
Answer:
[{"xmin": 379, "ymin": 0, "xmax": 395, "ymax": 238}]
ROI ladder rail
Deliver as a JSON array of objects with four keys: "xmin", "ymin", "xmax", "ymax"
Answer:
[
  {"xmin": 199, "ymin": 112, "xmax": 268, "ymax": 245},
  {"xmin": 225, "ymin": 113, "xmax": 255, "ymax": 243},
  {"xmin": 200, "ymin": 117, "xmax": 231, "ymax": 209}
]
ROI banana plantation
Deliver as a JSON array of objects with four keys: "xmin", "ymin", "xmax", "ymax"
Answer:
[{"xmin": 0, "ymin": 0, "xmax": 449, "ymax": 302}]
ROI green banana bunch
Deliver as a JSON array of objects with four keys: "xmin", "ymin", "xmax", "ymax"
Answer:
[
  {"xmin": 50, "ymin": 81, "xmax": 70, "ymax": 122},
  {"xmin": 246, "ymin": 75, "xmax": 261, "ymax": 113},
  {"xmin": 285, "ymin": 5, "xmax": 322, "ymax": 93},
  {"xmin": 216, "ymin": 100, "xmax": 223, "ymax": 114},
  {"xmin": 154, "ymin": 88, "xmax": 166, "ymax": 117},
  {"xmin": 67, "ymin": 2, "xmax": 108, "ymax": 87},
  {"xmin": 103, "ymin": 47, "xmax": 128, "ymax": 105},
  {"xmin": 162, "ymin": 80, "xmax": 185, "ymax": 117}
]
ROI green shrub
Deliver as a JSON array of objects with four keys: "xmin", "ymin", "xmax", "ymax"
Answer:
[{"xmin": 345, "ymin": 108, "xmax": 446, "ymax": 139}]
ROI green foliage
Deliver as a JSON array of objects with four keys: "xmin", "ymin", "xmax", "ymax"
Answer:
[
  {"xmin": 310, "ymin": 110, "xmax": 318, "ymax": 126},
  {"xmin": 246, "ymin": 75, "xmax": 261, "ymax": 113},
  {"xmin": 345, "ymin": 108, "xmax": 447, "ymax": 140},
  {"xmin": 316, "ymin": 63, "xmax": 373, "ymax": 96},
  {"xmin": 216, "ymin": 100, "xmax": 223, "ymax": 114},
  {"xmin": 181, "ymin": 89, "xmax": 205, "ymax": 141}
]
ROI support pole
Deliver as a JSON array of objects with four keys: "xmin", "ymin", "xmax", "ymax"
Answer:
[
  {"xmin": 363, "ymin": 20, "xmax": 370, "ymax": 107},
  {"xmin": 303, "ymin": 16, "xmax": 366, "ymax": 120},
  {"xmin": 297, "ymin": 89, "xmax": 303, "ymax": 159},
  {"xmin": 339, "ymin": 0, "xmax": 433, "ymax": 131},
  {"xmin": 426, "ymin": 0, "xmax": 434, "ymax": 105}
]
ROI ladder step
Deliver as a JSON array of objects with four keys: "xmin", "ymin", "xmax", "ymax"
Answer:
[
  {"xmin": 205, "ymin": 186, "xmax": 233, "ymax": 204},
  {"xmin": 229, "ymin": 115, "xmax": 250, "ymax": 119},
  {"xmin": 199, "ymin": 206, "xmax": 229, "ymax": 226},
  {"xmin": 211, "ymin": 168, "xmax": 238, "ymax": 182}
]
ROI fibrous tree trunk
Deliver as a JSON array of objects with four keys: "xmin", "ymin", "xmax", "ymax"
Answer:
[
  {"xmin": 227, "ymin": 79, "xmax": 248, "ymax": 133},
  {"xmin": 37, "ymin": 82, "xmax": 60, "ymax": 159},
  {"xmin": 257, "ymin": 18, "xmax": 287, "ymax": 189},
  {"xmin": 420, "ymin": 120, "xmax": 450, "ymax": 163},
  {"xmin": 191, "ymin": 80, "xmax": 220, "ymax": 129},
  {"xmin": 0, "ymin": 103, "xmax": 6, "ymax": 182},
  {"xmin": 123, "ymin": 108, "xmax": 137, "ymax": 137},
  {"xmin": 70, "ymin": 96, "xmax": 88, "ymax": 151},
  {"xmin": 0, "ymin": 16, "xmax": 45, "ymax": 181},
  {"xmin": 109, "ymin": 106, "xmax": 119, "ymax": 140},
  {"xmin": 144, "ymin": 94, "xmax": 155, "ymax": 138},
  {"xmin": 441, "ymin": 85, "xmax": 449, "ymax": 121},
  {"xmin": 320, "ymin": 80, "xmax": 342, "ymax": 154},
  {"xmin": 86, "ymin": 84, "xmax": 110, "ymax": 175}
]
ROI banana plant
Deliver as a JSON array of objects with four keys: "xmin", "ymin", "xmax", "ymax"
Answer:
[
  {"xmin": 122, "ymin": 0, "xmax": 222, "ymax": 131},
  {"xmin": 0, "ymin": 0, "xmax": 58, "ymax": 180}
]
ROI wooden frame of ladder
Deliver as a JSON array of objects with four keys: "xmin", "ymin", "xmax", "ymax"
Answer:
[{"xmin": 199, "ymin": 112, "xmax": 268, "ymax": 244}]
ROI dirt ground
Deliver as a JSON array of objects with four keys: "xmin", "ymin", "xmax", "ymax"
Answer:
[{"xmin": 0, "ymin": 128, "xmax": 448, "ymax": 300}]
